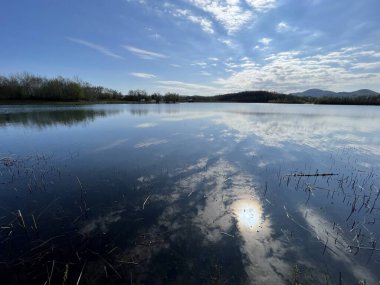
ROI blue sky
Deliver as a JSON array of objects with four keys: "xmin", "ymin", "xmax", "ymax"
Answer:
[{"xmin": 1, "ymin": 0, "xmax": 380, "ymax": 95}]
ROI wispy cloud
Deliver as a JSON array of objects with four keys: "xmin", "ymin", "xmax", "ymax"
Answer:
[
  {"xmin": 157, "ymin": 80, "xmax": 222, "ymax": 95},
  {"xmin": 276, "ymin": 21, "xmax": 297, "ymax": 32},
  {"xmin": 130, "ymin": 72, "xmax": 157, "ymax": 79},
  {"xmin": 172, "ymin": 9, "xmax": 214, "ymax": 34},
  {"xmin": 258, "ymin": 37, "xmax": 272, "ymax": 45},
  {"xmin": 67, "ymin": 37, "xmax": 123, "ymax": 59},
  {"xmin": 123, "ymin": 46, "xmax": 167, "ymax": 59},
  {"xmin": 245, "ymin": 0, "xmax": 277, "ymax": 11},
  {"xmin": 191, "ymin": 62, "xmax": 208, "ymax": 68},
  {"xmin": 351, "ymin": 62, "xmax": 380, "ymax": 70},
  {"xmin": 218, "ymin": 38, "xmax": 238, "ymax": 49}
]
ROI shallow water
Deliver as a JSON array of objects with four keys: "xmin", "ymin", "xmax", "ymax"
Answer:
[{"xmin": 1, "ymin": 103, "xmax": 379, "ymax": 284}]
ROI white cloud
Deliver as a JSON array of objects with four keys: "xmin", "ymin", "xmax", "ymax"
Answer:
[
  {"xmin": 123, "ymin": 46, "xmax": 167, "ymax": 59},
  {"xmin": 187, "ymin": 0, "xmax": 254, "ymax": 33},
  {"xmin": 277, "ymin": 21, "xmax": 288, "ymax": 31},
  {"xmin": 276, "ymin": 21, "xmax": 296, "ymax": 32},
  {"xmin": 208, "ymin": 57, "xmax": 219, "ymax": 61},
  {"xmin": 191, "ymin": 61, "xmax": 208, "ymax": 68},
  {"xmin": 351, "ymin": 62, "xmax": 380, "ymax": 70},
  {"xmin": 245, "ymin": 0, "xmax": 276, "ymax": 11},
  {"xmin": 219, "ymin": 38, "xmax": 237, "ymax": 49},
  {"xmin": 172, "ymin": 9, "xmax": 215, "ymax": 34},
  {"xmin": 67, "ymin": 38, "xmax": 123, "ymax": 59},
  {"xmin": 130, "ymin": 72, "xmax": 157, "ymax": 79},
  {"xmin": 126, "ymin": 0, "xmax": 146, "ymax": 4},
  {"xmin": 157, "ymin": 80, "xmax": 222, "ymax": 95},
  {"xmin": 258, "ymin": 37, "xmax": 272, "ymax": 45},
  {"xmin": 214, "ymin": 47, "xmax": 380, "ymax": 93}
]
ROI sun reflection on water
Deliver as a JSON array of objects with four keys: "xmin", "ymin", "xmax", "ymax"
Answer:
[{"xmin": 232, "ymin": 199, "xmax": 263, "ymax": 232}]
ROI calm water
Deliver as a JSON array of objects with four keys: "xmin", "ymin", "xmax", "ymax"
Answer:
[{"xmin": 1, "ymin": 103, "xmax": 380, "ymax": 284}]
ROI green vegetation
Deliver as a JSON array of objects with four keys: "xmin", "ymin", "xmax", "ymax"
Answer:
[
  {"xmin": 1, "ymin": 73, "xmax": 380, "ymax": 105},
  {"xmin": 314, "ymin": 95, "xmax": 380, "ymax": 105},
  {"xmin": 0, "ymin": 73, "xmax": 179, "ymax": 103},
  {"xmin": 0, "ymin": 73, "xmax": 123, "ymax": 101}
]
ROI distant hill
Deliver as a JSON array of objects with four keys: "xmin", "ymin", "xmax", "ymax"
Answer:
[
  {"xmin": 212, "ymin": 91, "xmax": 305, "ymax": 103},
  {"xmin": 336, "ymin": 89, "xmax": 379, "ymax": 97},
  {"xmin": 210, "ymin": 89, "xmax": 380, "ymax": 105},
  {"xmin": 291, "ymin": 89, "xmax": 379, "ymax": 98}
]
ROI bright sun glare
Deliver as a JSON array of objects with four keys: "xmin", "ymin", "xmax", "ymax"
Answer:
[{"xmin": 233, "ymin": 199, "xmax": 263, "ymax": 232}]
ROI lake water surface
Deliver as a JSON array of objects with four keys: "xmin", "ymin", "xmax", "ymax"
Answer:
[{"xmin": 1, "ymin": 103, "xmax": 380, "ymax": 284}]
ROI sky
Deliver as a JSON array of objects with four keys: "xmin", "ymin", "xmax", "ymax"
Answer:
[{"xmin": 1, "ymin": 0, "xmax": 380, "ymax": 95}]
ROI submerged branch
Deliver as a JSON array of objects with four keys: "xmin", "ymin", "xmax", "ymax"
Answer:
[{"xmin": 287, "ymin": 173, "xmax": 338, "ymax": 177}]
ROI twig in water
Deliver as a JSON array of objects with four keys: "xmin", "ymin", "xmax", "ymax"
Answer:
[
  {"xmin": 88, "ymin": 249, "xmax": 121, "ymax": 279},
  {"xmin": 76, "ymin": 261, "xmax": 87, "ymax": 285},
  {"xmin": 32, "ymin": 214, "xmax": 38, "ymax": 233},
  {"xmin": 142, "ymin": 195, "xmax": 151, "ymax": 210},
  {"xmin": 104, "ymin": 266, "xmax": 108, "ymax": 279},
  {"xmin": 62, "ymin": 264, "xmax": 69, "ymax": 285},
  {"xmin": 346, "ymin": 196, "xmax": 357, "ymax": 221},
  {"xmin": 119, "ymin": 260, "xmax": 139, "ymax": 265},
  {"xmin": 30, "ymin": 235, "xmax": 65, "ymax": 252},
  {"xmin": 264, "ymin": 181, "xmax": 268, "ymax": 197},
  {"xmin": 17, "ymin": 209, "xmax": 26, "ymax": 230},
  {"xmin": 323, "ymin": 238, "xmax": 328, "ymax": 255},
  {"xmin": 76, "ymin": 176, "xmax": 85, "ymax": 194},
  {"xmin": 48, "ymin": 260, "xmax": 55, "ymax": 285},
  {"xmin": 221, "ymin": 232, "xmax": 234, "ymax": 238},
  {"xmin": 287, "ymin": 173, "xmax": 338, "ymax": 177}
]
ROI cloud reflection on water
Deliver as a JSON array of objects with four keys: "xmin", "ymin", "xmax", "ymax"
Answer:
[
  {"xmin": 134, "ymin": 138, "xmax": 168, "ymax": 148},
  {"xmin": 173, "ymin": 158, "xmax": 290, "ymax": 283},
  {"xmin": 213, "ymin": 112, "xmax": 380, "ymax": 156},
  {"xmin": 93, "ymin": 138, "xmax": 129, "ymax": 152},
  {"xmin": 299, "ymin": 205, "xmax": 378, "ymax": 284},
  {"xmin": 148, "ymin": 104, "xmax": 380, "ymax": 156}
]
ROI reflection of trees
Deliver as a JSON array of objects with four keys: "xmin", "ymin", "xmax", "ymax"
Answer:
[
  {"xmin": 128, "ymin": 105, "xmax": 180, "ymax": 116},
  {"xmin": 0, "ymin": 108, "xmax": 121, "ymax": 128},
  {"xmin": 129, "ymin": 108, "xmax": 149, "ymax": 116}
]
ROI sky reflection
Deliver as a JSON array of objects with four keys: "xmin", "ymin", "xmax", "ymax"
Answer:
[{"xmin": 1, "ymin": 103, "xmax": 379, "ymax": 284}]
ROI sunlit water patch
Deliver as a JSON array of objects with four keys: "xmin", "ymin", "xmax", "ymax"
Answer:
[{"xmin": 233, "ymin": 198, "xmax": 263, "ymax": 232}]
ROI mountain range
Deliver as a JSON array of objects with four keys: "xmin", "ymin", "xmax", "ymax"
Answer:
[{"xmin": 290, "ymin": 89, "xmax": 379, "ymax": 98}]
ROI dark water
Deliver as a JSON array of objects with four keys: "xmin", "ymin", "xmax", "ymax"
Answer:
[{"xmin": 1, "ymin": 103, "xmax": 379, "ymax": 284}]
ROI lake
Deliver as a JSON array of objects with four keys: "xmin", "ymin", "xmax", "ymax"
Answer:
[{"xmin": 1, "ymin": 103, "xmax": 380, "ymax": 284}]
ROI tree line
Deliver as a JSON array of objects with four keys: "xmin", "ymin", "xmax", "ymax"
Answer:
[
  {"xmin": 1, "ymin": 73, "xmax": 379, "ymax": 105},
  {"xmin": 0, "ymin": 73, "xmax": 180, "ymax": 103}
]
